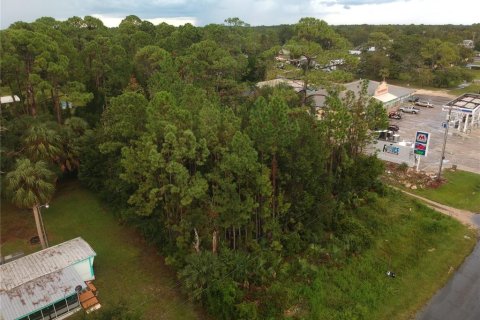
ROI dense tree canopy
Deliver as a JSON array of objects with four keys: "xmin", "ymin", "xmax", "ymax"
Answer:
[{"xmin": 1, "ymin": 15, "xmax": 477, "ymax": 319}]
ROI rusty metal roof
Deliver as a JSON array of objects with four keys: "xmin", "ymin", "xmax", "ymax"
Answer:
[
  {"xmin": 0, "ymin": 266, "xmax": 85, "ymax": 320},
  {"xmin": 0, "ymin": 237, "xmax": 95, "ymax": 291}
]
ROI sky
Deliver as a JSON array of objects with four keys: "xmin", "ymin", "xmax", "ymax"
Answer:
[{"xmin": 1, "ymin": 0, "xmax": 479, "ymax": 29}]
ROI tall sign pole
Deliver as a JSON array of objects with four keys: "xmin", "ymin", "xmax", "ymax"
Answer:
[{"xmin": 437, "ymin": 105, "xmax": 453, "ymax": 181}]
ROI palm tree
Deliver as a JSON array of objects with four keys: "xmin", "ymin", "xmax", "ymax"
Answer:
[
  {"xmin": 23, "ymin": 123, "xmax": 61, "ymax": 163},
  {"xmin": 6, "ymin": 158, "xmax": 55, "ymax": 249}
]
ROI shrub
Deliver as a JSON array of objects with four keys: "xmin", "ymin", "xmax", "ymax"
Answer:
[{"xmin": 338, "ymin": 217, "xmax": 373, "ymax": 254}]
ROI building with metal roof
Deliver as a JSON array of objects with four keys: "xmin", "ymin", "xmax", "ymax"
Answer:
[
  {"xmin": 309, "ymin": 80, "xmax": 415, "ymax": 110},
  {"xmin": 0, "ymin": 237, "xmax": 96, "ymax": 320},
  {"xmin": 256, "ymin": 78, "xmax": 305, "ymax": 93}
]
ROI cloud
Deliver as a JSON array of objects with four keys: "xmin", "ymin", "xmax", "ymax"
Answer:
[
  {"xmin": 335, "ymin": 0, "xmax": 402, "ymax": 5},
  {"xmin": 1, "ymin": 0, "xmax": 479, "ymax": 29},
  {"xmin": 319, "ymin": 0, "xmax": 479, "ymax": 25}
]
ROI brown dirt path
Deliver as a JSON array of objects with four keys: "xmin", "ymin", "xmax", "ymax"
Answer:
[{"xmin": 395, "ymin": 188, "xmax": 479, "ymax": 229}]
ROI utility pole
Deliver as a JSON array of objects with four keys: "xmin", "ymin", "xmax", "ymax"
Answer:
[
  {"xmin": 37, "ymin": 204, "xmax": 50, "ymax": 248},
  {"xmin": 437, "ymin": 105, "xmax": 453, "ymax": 181}
]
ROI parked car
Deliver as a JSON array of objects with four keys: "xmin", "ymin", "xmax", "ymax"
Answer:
[
  {"xmin": 374, "ymin": 130, "xmax": 399, "ymax": 142},
  {"xmin": 399, "ymin": 106, "xmax": 420, "ymax": 114},
  {"xmin": 408, "ymin": 96, "xmax": 420, "ymax": 103},
  {"xmin": 388, "ymin": 111, "xmax": 402, "ymax": 119},
  {"xmin": 414, "ymin": 100, "xmax": 434, "ymax": 108},
  {"xmin": 388, "ymin": 124, "xmax": 399, "ymax": 132}
]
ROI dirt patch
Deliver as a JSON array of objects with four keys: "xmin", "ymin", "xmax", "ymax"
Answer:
[
  {"xmin": 1, "ymin": 205, "xmax": 37, "ymax": 245},
  {"xmin": 414, "ymin": 89, "xmax": 456, "ymax": 99},
  {"xmin": 382, "ymin": 162, "xmax": 445, "ymax": 191}
]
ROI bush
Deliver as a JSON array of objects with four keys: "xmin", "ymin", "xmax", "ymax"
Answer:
[
  {"xmin": 338, "ymin": 217, "xmax": 373, "ymax": 254},
  {"xmin": 421, "ymin": 219, "xmax": 449, "ymax": 233},
  {"xmin": 260, "ymin": 281, "xmax": 297, "ymax": 318},
  {"xmin": 205, "ymin": 279, "xmax": 242, "ymax": 320},
  {"xmin": 433, "ymin": 67, "xmax": 474, "ymax": 88},
  {"xmin": 235, "ymin": 301, "xmax": 259, "ymax": 320}
]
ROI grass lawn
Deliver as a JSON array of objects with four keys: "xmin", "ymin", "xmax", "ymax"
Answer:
[
  {"xmin": 304, "ymin": 191, "xmax": 477, "ymax": 320},
  {"xmin": 449, "ymin": 83, "xmax": 480, "ymax": 96},
  {"xmin": 409, "ymin": 170, "xmax": 480, "ymax": 212},
  {"xmin": 0, "ymin": 180, "xmax": 204, "ymax": 320}
]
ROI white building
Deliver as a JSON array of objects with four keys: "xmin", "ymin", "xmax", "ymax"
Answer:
[
  {"xmin": 0, "ymin": 238, "xmax": 97, "ymax": 320},
  {"xmin": 443, "ymin": 93, "xmax": 480, "ymax": 134}
]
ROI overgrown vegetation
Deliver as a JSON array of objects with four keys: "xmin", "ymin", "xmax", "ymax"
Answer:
[
  {"xmin": 1, "ymin": 182, "xmax": 475, "ymax": 320},
  {"xmin": 1, "ymin": 15, "xmax": 478, "ymax": 319}
]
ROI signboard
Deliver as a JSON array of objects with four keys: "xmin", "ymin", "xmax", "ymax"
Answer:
[
  {"xmin": 368, "ymin": 141, "xmax": 415, "ymax": 166},
  {"xmin": 374, "ymin": 81, "xmax": 388, "ymax": 96},
  {"xmin": 414, "ymin": 131, "xmax": 430, "ymax": 157}
]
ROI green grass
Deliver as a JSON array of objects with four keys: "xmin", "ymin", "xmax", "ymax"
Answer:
[
  {"xmin": 0, "ymin": 180, "xmax": 204, "ymax": 320},
  {"xmin": 449, "ymin": 83, "xmax": 480, "ymax": 96},
  {"xmin": 304, "ymin": 192, "xmax": 477, "ymax": 320},
  {"xmin": 409, "ymin": 170, "xmax": 480, "ymax": 212},
  {"xmin": 0, "ymin": 202, "xmax": 43, "ymax": 255}
]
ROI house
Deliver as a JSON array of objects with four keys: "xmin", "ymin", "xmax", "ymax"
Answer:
[
  {"xmin": 309, "ymin": 80, "xmax": 415, "ymax": 111},
  {"xmin": 0, "ymin": 238, "xmax": 98, "ymax": 320},
  {"xmin": 461, "ymin": 40, "xmax": 474, "ymax": 49},
  {"xmin": 256, "ymin": 78, "xmax": 305, "ymax": 93}
]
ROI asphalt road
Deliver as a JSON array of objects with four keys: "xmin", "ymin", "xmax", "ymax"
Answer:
[
  {"xmin": 416, "ymin": 240, "xmax": 480, "ymax": 320},
  {"xmin": 389, "ymin": 94, "xmax": 480, "ymax": 174},
  {"xmin": 416, "ymin": 205, "xmax": 480, "ymax": 320}
]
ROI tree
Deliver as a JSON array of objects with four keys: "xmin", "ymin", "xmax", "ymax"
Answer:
[
  {"xmin": 248, "ymin": 93, "xmax": 298, "ymax": 219},
  {"xmin": 6, "ymin": 159, "xmax": 55, "ymax": 249},
  {"xmin": 134, "ymin": 45, "xmax": 175, "ymax": 91},
  {"xmin": 1, "ymin": 28, "xmax": 58, "ymax": 116},
  {"xmin": 57, "ymin": 117, "xmax": 89, "ymax": 172},
  {"xmin": 367, "ymin": 32, "xmax": 391, "ymax": 52},
  {"xmin": 23, "ymin": 123, "xmax": 62, "ymax": 163},
  {"xmin": 285, "ymin": 18, "xmax": 351, "ymax": 106},
  {"xmin": 181, "ymin": 40, "xmax": 247, "ymax": 94},
  {"xmin": 224, "ymin": 17, "xmax": 250, "ymax": 27},
  {"xmin": 421, "ymin": 39, "xmax": 460, "ymax": 70}
]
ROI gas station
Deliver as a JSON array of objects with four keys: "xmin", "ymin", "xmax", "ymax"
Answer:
[{"xmin": 442, "ymin": 93, "xmax": 480, "ymax": 134}]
